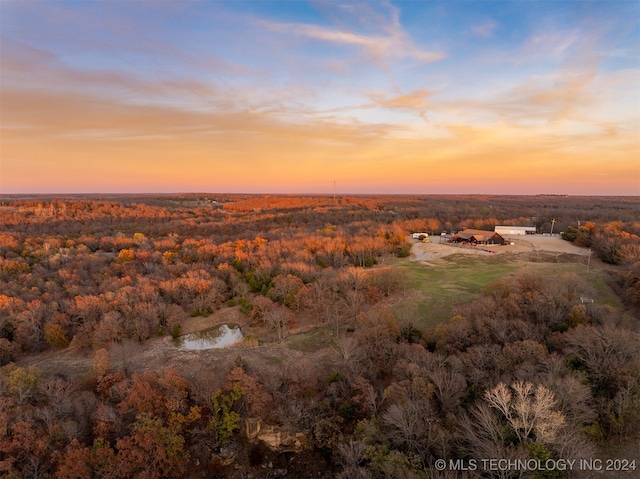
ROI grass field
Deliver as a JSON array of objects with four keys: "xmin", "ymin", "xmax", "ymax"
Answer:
[
  {"xmin": 286, "ymin": 327, "xmax": 334, "ymax": 353},
  {"xmin": 395, "ymin": 255, "xmax": 518, "ymax": 328},
  {"xmin": 394, "ymin": 254, "xmax": 620, "ymax": 329}
]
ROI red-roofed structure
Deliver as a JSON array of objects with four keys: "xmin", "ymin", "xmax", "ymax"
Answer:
[{"xmin": 451, "ymin": 229, "xmax": 505, "ymax": 245}]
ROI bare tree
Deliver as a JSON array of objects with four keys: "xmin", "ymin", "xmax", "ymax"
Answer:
[
  {"xmin": 484, "ymin": 381, "xmax": 565, "ymax": 444},
  {"xmin": 336, "ymin": 437, "xmax": 366, "ymax": 470},
  {"xmin": 341, "ymin": 289, "xmax": 367, "ymax": 322},
  {"xmin": 428, "ymin": 366, "xmax": 466, "ymax": 413},
  {"xmin": 563, "ymin": 323, "xmax": 640, "ymax": 390},
  {"xmin": 336, "ymin": 437, "xmax": 372, "ymax": 479},
  {"xmin": 543, "ymin": 373, "xmax": 596, "ymax": 427},
  {"xmin": 263, "ymin": 304, "xmax": 293, "ymax": 341},
  {"xmin": 461, "ymin": 403, "xmax": 518, "ymax": 479},
  {"xmin": 331, "ymin": 334, "xmax": 362, "ymax": 377},
  {"xmin": 382, "ymin": 399, "xmax": 437, "ymax": 454}
]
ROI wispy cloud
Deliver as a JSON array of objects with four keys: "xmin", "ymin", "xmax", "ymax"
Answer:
[
  {"xmin": 368, "ymin": 90, "xmax": 432, "ymax": 110},
  {"xmin": 258, "ymin": 1, "xmax": 444, "ymax": 66},
  {"xmin": 261, "ymin": 20, "xmax": 443, "ymax": 64},
  {"xmin": 522, "ymin": 30, "xmax": 581, "ymax": 59},
  {"xmin": 472, "ymin": 19, "xmax": 498, "ymax": 38}
]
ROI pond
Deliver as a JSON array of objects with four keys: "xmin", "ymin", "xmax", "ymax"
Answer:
[{"xmin": 175, "ymin": 324, "xmax": 244, "ymax": 350}]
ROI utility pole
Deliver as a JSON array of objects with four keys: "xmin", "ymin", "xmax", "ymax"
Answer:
[
  {"xmin": 550, "ymin": 218, "xmax": 556, "ymax": 235},
  {"xmin": 333, "ymin": 179, "xmax": 336, "ymax": 204}
]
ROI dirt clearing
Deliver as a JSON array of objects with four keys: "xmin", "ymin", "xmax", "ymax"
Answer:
[{"xmin": 410, "ymin": 235, "xmax": 590, "ymax": 262}]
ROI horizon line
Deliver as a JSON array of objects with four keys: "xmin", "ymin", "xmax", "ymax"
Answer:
[{"xmin": 1, "ymin": 192, "xmax": 638, "ymax": 198}]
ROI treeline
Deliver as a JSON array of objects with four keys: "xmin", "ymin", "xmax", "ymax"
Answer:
[
  {"xmin": 3, "ymin": 194, "xmax": 637, "ymax": 234},
  {"xmin": 1, "ymin": 271, "xmax": 638, "ymax": 478},
  {"xmin": 561, "ymin": 221, "xmax": 640, "ymax": 306}
]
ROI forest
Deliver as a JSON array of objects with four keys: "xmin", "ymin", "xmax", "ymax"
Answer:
[{"xmin": 0, "ymin": 194, "xmax": 638, "ymax": 479}]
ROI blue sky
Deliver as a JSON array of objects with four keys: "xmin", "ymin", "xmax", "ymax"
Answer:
[{"xmin": 1, "ymin": 0, "xmax": 639, "ymax": 194}]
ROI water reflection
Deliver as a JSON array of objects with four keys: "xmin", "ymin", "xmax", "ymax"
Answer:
[{"xmin": 176, "ymin": 324, "xmax": 243, "ymax": 350}]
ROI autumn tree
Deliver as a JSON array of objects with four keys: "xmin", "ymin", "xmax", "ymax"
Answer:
[
  {"xmin": 207, "ymin": 386, "xmax": 244, "ymax": 447},
  {"xmin": 115, "ymin": 414, "xmax": 187, "ymax": 479},
  {"xmin": 5, "ymin": 365, "xmax": 41, "ymax": 405},
  {"xmin": 224, "ymin": 367, "xmax": 272, "ymax": 418}
]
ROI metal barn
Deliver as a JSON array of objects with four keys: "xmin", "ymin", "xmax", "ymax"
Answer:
[{"xmin": 494, "ymin": 226, "xmax": 536, "ymax": 235}]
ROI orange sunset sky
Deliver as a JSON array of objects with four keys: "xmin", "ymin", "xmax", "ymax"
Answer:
[{"xmin": 1, "ymin": 1, "xmax": 639, "ymax": 195}]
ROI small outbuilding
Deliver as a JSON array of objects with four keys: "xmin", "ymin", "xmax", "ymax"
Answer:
[
  {"xmin": 451, "ymin": 229, "xmax": 505, "ymax": 245},
  {"xmin": 494, "ymin": 226, "xmax": 536, "ymax": 235}
]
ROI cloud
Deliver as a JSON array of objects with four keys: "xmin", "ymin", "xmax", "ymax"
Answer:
[
  {"xmin": 1, "ymin": 36, "xmax": 272, "ymax": 120},
  {"xmin": 524, "ymin": 32, "xmax": 581, "ymax": 60},
  {"xmin": 0, "ymin": 80, "xmax": 399, "ymax": 147},
  {"xmin": 368, "ymin": 90, "xmax": 432, "ymax": 110},
  {"xmin": 0, "ymin": 37, "xmax": 58, "ymax": 73},
  {"xmin": 472, "ymin": 19, "xmax": 498, "ymax": 38},
  {"xmin": 258, "ymin": 3, "xmax": 444, "ymax": 66}
]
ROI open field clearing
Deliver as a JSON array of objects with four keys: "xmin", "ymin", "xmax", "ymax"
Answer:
[
  {"xmin": 397, "ymin": 256, "xmax": 521, "ymax": 327},
  {"xmin": 401, "ymin": 236, "xmax": 619, "ymax": 327},
  {"xmin": 397, "ymin": 256, "xmax": 618, "ymax": 327}
]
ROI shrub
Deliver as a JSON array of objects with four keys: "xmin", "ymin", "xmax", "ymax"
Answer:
[{"xmin": 169, "ymin": 324, "xmax": 182, "ymax": 339}]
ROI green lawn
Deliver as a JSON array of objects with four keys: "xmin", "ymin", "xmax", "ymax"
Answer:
[{"xmin": 395, "ymin": 255, "xmax": 518, "ymax": 328}]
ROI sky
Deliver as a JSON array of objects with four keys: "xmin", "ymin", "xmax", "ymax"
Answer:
[{"xmin": 1, "ymin": 0, "xmax": 639, "ymax": 195}]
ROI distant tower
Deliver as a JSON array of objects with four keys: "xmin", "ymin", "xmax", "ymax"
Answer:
[{"xmin": 333, "ymin": 179, "xmax": 336, "ymax": 203}]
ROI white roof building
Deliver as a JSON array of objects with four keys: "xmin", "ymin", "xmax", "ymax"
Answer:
[{"xmin": 494, "ymin": 226, "xmax": 536, "ymax": 235}]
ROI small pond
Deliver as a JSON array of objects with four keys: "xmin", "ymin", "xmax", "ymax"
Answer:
[{"xmin": 175, "ymin": 324, "xmax": 243, "ymax": 350}]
